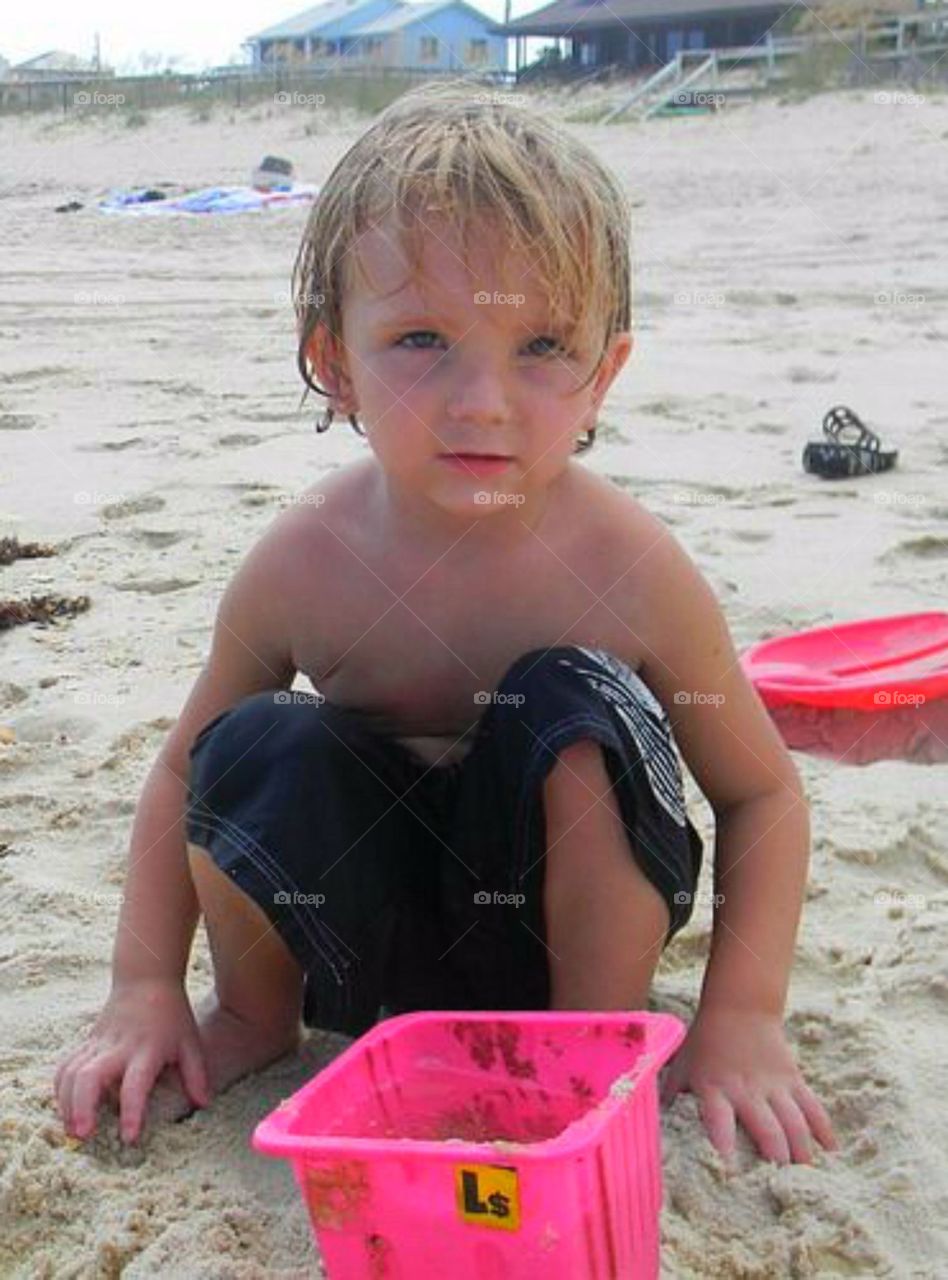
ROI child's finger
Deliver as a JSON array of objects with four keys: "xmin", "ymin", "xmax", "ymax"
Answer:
[
  {"xmin": 734, "ymin": 1093, "xmax": 790, "ymax": 1165},
  {"xmin": 69, "ymin": 1052, "xmax": 121, "ymax": 1138},
  {"xmin": 793, "ymin": 1082, "xmax": 838, "ymax": 1152},
  {"xmin": 178, "ymin": 1037, "xmax": 211, "ymax": 1108},
  {"xmin": 696, "ymin": 1085, "xmax": 737, "ymax": 1162},
  {"xmin": 55, "ymin": 1044, "xmax": 94, "ymax": 1122},
  {"xmin": 53, "ymin": 1050, "xmax": 74, "ymax": 1098},
  {"xmin": 767, "ymin": 1090, "xmax": 814, "ymax": 1164},
  {"xmin": 118, "ymin": 1054, "xmax": 165, "ymax": 1143}
]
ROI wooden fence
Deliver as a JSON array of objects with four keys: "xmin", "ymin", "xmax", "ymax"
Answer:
[{"xmin": 0, "ymin": 64, "xmax": 517, "ymax": 116}]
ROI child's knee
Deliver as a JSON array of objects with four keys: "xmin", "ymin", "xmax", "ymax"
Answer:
[{"xmin": 187, "ymin": 692, "xmax": 358, "ymax": 811}]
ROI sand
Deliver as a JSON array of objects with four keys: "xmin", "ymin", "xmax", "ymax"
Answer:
[{"xmin": 0, "ymin": 84, "xmax": 946, "ymax": 1277}]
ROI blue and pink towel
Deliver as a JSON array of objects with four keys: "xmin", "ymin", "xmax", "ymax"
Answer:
[{"xmin": 99, "ymin": 183, "xmax": 318, "ymax": 215}]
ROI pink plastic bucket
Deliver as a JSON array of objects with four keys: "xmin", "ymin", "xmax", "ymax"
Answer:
[{"xmin": 252, "ymin": 1009, "xmax": 685, "ymax": 1279}]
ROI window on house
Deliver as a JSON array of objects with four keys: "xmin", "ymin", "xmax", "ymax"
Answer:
[
  {"xmin": 419, "ymin": 36, "xmax": 439, "ymax": 61},
  {"xmin": 466, "ymin": 38, "xmax": 488, "ymax": 63}
]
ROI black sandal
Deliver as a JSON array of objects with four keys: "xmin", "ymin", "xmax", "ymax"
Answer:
[{"xmin": 802, "ymin": 406, "xmax": 898, "ymax": 479}]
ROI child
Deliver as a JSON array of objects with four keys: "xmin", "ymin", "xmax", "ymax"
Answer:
[{"xmin": 55, "ymin": 89, "xmax": 837, "ymax": 1168}]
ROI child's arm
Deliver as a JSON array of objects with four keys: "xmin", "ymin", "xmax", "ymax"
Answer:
[
  {"xmin": 625, "ymin": 514, "xmax": 838, "ymax": 1166},
  {"xmin": 55, "ymin": 522, "xmax": 298, "ymax": 1142}
]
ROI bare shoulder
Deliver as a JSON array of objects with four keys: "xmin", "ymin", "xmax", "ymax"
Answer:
[
  {"xmin": 235, "ymin": 459, "xmax": 378, "ymax": 616},
  {"xmin": 579, "ymin": 469, "xmax": 802, "ymax": 808},
  {"xmin": 561, "ymin": 465, "xmax": 676, "ymax": 592},
  {"xmin": 156, "ymin": 460, "xmax": 372, "ymax": 771},
  {"xmin": 271, "ymin": 458, "xmax": 375, "ymax": 556},
  {"xmin": 577, "ymin": 469, "xmax": 724, "ymax": 670}
]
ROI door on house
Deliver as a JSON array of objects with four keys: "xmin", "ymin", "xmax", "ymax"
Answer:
[
  {"xmin": 599, "ymin": 27, "xmax": 629, "ymax": 66},
  {"xmin": 666, "ymin": 29, "xmax": 685, "ymax": 59}
]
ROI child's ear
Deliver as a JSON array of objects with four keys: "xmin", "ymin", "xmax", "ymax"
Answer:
[
  {"xmin": 304, "ymin": 323, "xmax": 358, "ymax": 416},
  {"xmin": 591, "ymin": 330, "xmax": 633, "ymax": 406}
]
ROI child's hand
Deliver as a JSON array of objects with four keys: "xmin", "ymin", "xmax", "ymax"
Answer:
[
  {"xmin": 54, "ymin": 978, "xmax": 211, "ymax": 1144},
  {"xmin": 659, "ymin": 1007, "xmax": 838, "ymax": 1166}
]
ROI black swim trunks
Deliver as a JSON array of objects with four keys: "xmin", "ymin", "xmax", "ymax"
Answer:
[{"xmin": 184, "ymin": 645, "xmax": 703, "ymax": 1038}]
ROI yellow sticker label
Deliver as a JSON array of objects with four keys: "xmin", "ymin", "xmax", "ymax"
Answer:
[{"xmin": 455, "ymin": 1163, "xmax": 520, "ymax": 1230}]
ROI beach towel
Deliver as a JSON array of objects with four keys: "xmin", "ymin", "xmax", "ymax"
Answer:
[{"xmin": 99, "ymin": 183, "xmax": 318, "ymax": 216}]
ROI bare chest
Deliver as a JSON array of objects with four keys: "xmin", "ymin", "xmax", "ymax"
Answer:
[{"xmin": 288, "ymin": 530, "xmax": 644, "ymax": 760}]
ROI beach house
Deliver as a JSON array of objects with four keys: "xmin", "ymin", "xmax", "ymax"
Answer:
[
  {"xmin": 247, "ymin": 0, "xmax": 506, "ymax": 74},
  {"xmin": 494, "ymin": 0, "xmax": 801, "ymax": 70}
]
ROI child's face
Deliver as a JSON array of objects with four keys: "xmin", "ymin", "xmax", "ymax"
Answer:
[{"xmin": 307, "ymin": 209, "xmax": 631, "ymax": 520}]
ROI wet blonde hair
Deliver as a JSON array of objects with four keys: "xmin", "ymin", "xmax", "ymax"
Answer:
[{"xmin": 292, "ymin": 85, "xmax": 633, "ymax": 453}]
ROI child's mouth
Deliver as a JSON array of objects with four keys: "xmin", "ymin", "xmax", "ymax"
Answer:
[{"xmin": 439, "ymin": 452, "xmax": 513, "ymax": 475}]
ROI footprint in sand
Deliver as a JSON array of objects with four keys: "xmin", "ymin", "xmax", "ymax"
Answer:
[
  {"xmin": 157, "ymin": 381, "xmax": 205, "ymax": 398},
  {"xmin": 0, "ymin": 682, "xmax": 29, "ymax": 712},
  {"xmin": 125, "ymin": 529, "xmax": 186, "ymax": 549},
  {"xmin": 0, "ymin": 365, "xmax": 70, "ymax": 385},
  {"xmin": 234, "ymin": 409, "xmax": 300, "ymax": 425},
  {"xmin": 217, "ymin": 433, "xmax": 262, "ymax": 448},
  {"xmin": 786, "ymin": 365, "xmax": 838, "ymax": 384},
  {"xmin": 113, "ymin": 577, "xmax": 199, "ymax": 594},
  {"xmin": 220, "ymin": 482, "xmax": 281, "ymax": 507},
  {"xmin": 7, "ymin": 712, "xmax": 98, "ymax": 744},
  {"xmin": 884, "ymin": 536, "xmax": 947, "ymax": 561},
  {"xmin": 730, "ymin": 529, "xmax": 773, "ymax": 544},
  {"xmin": 76, "ymin": 437, "xmax": 144, "ymax": 453},
  {"xmin": 100, "ymin": 495, "xmax": 165, "ymax": 520},
  {"xmin": 748, "ymin": 422, "xmax": 789, "ymax": 435}
]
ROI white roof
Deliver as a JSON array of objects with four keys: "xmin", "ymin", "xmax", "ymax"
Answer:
[{"xmin": 352, "ymin": 0, "xmax": 490, "ymax": 34}]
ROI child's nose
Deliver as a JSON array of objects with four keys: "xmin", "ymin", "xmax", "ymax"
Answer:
[{"xmin": 445, "ymin": 364, "xmax": 514, "ymax": 425}]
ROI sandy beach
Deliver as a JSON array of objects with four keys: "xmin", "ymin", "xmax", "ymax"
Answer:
[{"xmin": 0, "ymin": 84, "xmax": 946, "ymax": 1276}]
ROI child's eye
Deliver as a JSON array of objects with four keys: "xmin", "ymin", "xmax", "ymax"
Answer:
[
  {"xmin": 527, "ymin": 336, "xmax": 568, "ymax": 357},
  {"xmin": 394, "ymin": 330, "xmax": 443, "ymax": 350},
  {"xmin": 393, "ymin": 331, "xmax": 569, "ymax": 357}
]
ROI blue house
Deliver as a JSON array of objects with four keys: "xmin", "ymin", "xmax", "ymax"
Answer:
[
  {"xmin": 248, "ymin": 0, "xmax": 397, "ymax": 64},
  {"xmin": 247, "ymin": 0, "xmax": 507, "ymax": 73}
]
